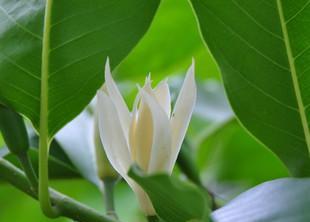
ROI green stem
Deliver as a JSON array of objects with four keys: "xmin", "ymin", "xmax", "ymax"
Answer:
[
  {"xmin": 39, "ymin": 135, "xmax": 60, "ymax": 217},
  {"xmin": 177, "ymin": 140, "xmax": 218, "ymax": 210},
  {"xmin": 17, "ymin": 153, "xmax": 38, "ymax": 191},
  {"xmin": 147, "ymin": 216, "xmax": 159, "ymax": 222},
  {"xmin": 0, "ymin": 158, "xmax": 117, "ymax": 222},
  {"xmin": 103, "ymin": 179, "xmax": 118, "ymax": 219},
  {"xmin": 39, "ymin": 0, "xmax": 59, "ymax": 217}
]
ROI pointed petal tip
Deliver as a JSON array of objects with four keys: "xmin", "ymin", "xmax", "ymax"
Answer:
[
  {"xmin": 104, "ymin": 57, "xmax": 112, "ymax": 81},
  {"xmin": 105, "ymin": 56, "xmax": 110, "ymax": 65},
  {"xmin": 187, "ymin": 59, "xmax": 196, "ymax": 78},
  {"xmin": 144, "ymin": 73, "xmax": 152, "ymax": 86},
  {"xmin": 191, "ymin": 57, "xmax": 195, "ymax": 65}
]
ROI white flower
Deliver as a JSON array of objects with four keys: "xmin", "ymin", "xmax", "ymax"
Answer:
[{"xmin": 96, "ymin": 59, "xmax": 197, "ymax": 215}]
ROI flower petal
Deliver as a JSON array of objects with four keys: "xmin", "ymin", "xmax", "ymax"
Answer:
[
  {"xmin": 169, "ymin": 62, "xmax": 197, "ymax": 170},
  {"xmin": 104, "ymin": 58, "xmax": 131, "ymax": 135},
  {"xmin": 141, "ymin": 90, "xmax": 172, "ymax": 174},
  {"xmin": 129, "ymin": 93, "xmax": 154, "ymax": 172},
  {"xmin": 96, "ymin": 90, "xmax": 132, "ymax": 178},
  {"xmin": 154, "ymin": 79, "xmax": 171, "ymax": 116}
]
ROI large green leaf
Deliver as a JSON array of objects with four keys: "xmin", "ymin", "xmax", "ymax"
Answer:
[
  {"xmin": 129, "ymin": 166, "xmax": 210, "ymax": 222},
  {"xmin": 190, "ymin": 0, "xmax": 310, "ymax": 176},
  {"xmin": 212, "ymin": 178, "xmax": 310, "ymax": 222},
  {"xmin": 0, "ymin": 0, "xmax": 159, "ymax": 137}
]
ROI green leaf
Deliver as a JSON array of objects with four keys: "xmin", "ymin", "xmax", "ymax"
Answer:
[
  {"xmin": 212, "ymin": 178, "xmax": 310, "ymax": 222},
  {"xmin": 1, "ymin": 147, "xmax": 79, "ymax": 179},
  {"xmin": 128, "ymin": 166, "xmax": 210, "ymax": 222},
  {"xmin": 116, "ymin": 0, "xmax": 220, "ymax": 82},
  {"xmin": 197, "ymin": 119, "xmax": 289, "ymax": 199},
  {"xmin": 0, "ymin": 0, "xmax": 159, "ymax": 138},
  {"xmin": 0, "ymin": 105, "xmax": 29, "ymax": 156},
  {"xmin": 190, "ymin": 0, "xmax": 310, "ymax": 176}
]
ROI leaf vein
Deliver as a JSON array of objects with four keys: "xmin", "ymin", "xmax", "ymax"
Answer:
[
  {"xmin": 0, "ymin": 52, "xmax": 40, "ymax": 81},
  {"xmin": 285, "ymin": 0, "xmax": 310, "ymax": 24},
  {"xmin": 201, "ymin": 2, "xmax": 290, "ymax": 72},
  {"xmin": 0, "ymin": 5, "xmax": 42, "ymax": 40},
  {"xmin": 3, "ymin": 82, "xmax": 39, "ymax": 101},
  {"xmin": 232, "ymin": 0, "xmax": 283, "ymax": 40}
]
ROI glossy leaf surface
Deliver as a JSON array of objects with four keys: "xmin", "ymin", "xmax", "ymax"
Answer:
[
  {"xmin": 0, "ymin": 0, "xmax": 159, "ymax": 137},
  {"xmin": 191, "ymin": 0, "xmax": 310, "ymax": 176},
  {"xmin": 129, "ymin": 166, "xmax": 210, "ymax": 222}
]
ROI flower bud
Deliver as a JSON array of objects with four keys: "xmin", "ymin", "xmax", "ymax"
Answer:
[
  {"xmin": 94, "ymin": 113, "xmax": 118, "ymax": 181},
  {"xmin": 96, "ymin": 59, "xmax": 196, "ymax": 215}
]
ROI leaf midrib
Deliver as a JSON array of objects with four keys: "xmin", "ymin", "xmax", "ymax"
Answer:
[
  {"xmin": 40, "ymin": 0, "xmax": 52, "ymax": 139},
  {"xmin": 277, "ymin": 0, "xmax": 310, "ymax": 154}
]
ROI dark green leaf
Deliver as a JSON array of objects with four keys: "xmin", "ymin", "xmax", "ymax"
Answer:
[
  {"xmin": 0, "ymin": 0, "xmax": 159, "ymax": 137},
  {"xmin": 212, "ymin": 178, "xmax": 310, "ymax": 222},
  {"xmin": 190, "ymin": 0, "xmax": 310, "ymax": 176},
  {"xmin": 2, "ymin": 147, "xmax": 78, "ymax": 179},
  {"xmin": 0, "ymin": 105, "xmax": 29, "ymax": 156},
  {"xmin": 128, "ymin": 166, "xmax": 210, "ymax": 222}
]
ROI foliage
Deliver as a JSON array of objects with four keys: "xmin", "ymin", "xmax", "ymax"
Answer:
[{"xmin": 1, "ymin": 0, "xmax": 310, "ymax": 222}]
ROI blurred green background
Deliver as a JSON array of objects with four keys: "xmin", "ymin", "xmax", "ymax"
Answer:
[{"xmin": 0, "ymin": 0, "xmax": 289, "ymax": 221}]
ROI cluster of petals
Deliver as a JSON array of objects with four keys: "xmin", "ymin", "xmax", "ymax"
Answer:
[{"xmin": 96, "ymin": 59, "xmax": 197, "ymax": 215}]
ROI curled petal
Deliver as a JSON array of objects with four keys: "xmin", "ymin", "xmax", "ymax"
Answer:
[
  {"xmin": 97, "ymin": 90, "xmax": 132, "ymax": 177},
  {"xmin": 169, "ymin": 62, "xmax": 197, "ymax": 171},
  {"xmin": 141, "ymin": 90, "xmax": 171, "ymax": 173},
  {"xmin": 154, "ymin": 79, "xmax": 171, "ymax": 117},
  {"xmin": 104, "ymin": 58, "xmax": 131, "ymax": 136}
]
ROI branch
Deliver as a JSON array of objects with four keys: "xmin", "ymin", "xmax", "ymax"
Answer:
[{"xmin": 0, "ymin": 158, "xmax": 117, "ymax": 222}]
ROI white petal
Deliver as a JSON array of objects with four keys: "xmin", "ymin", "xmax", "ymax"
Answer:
[
  {"xmin": 129, "ymin": 92, "xmax": 154, "ymax": 172},
  {"xmin": 141, "ymin": 90, "xmax": 172, "ymax": 174},
  {"xmin": 132, "ymin": 86, "xmax": 141, "ymax": 113},
  {"xmin": 142, "ymin": 73, "xmax": 153, "ymax": 95},
  {"xmin": 154, "ymin": 80, "xmax": 171, "ymax": 116},
  {"xmin": 169, "ymin": 62, "xmax": 197, "ymax": 171},
  {"xmin": 96, "ymin": 90, "xmax": 132, "ymax": 178},
  {"xmin": 56, "ymin": 111, "xmax": 100, "ymax": 186},
  {"xmin": 104, "ymin": 58, "xmax": 131, "ymax": 136}
]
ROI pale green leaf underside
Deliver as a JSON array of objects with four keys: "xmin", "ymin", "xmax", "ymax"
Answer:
[
  {"xmin": 213, "ymin": 178, "xmax": 310, "ymax": 222},
  {"xmin": 0, "ymin": 0, "xmax": 159, "ymax": 137},
  {"xmin": 191, "ymin": 0, "xmax": 310, "ymax": 176}
]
